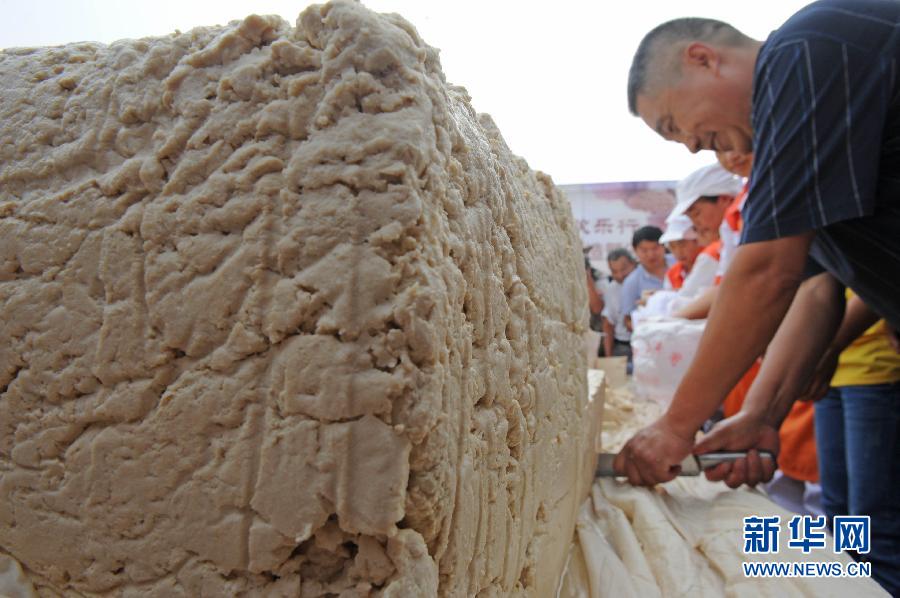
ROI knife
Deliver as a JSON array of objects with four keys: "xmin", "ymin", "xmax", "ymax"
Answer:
[{"xmin": 595, "ymin": 451, "xmax": 777, "ymax": 477}]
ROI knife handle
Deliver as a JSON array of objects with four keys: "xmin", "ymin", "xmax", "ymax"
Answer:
[{"xmin": 695, "ymin": 450, "xmax": 776, "ymax": 469}]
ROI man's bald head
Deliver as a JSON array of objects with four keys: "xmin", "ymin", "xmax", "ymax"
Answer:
[{"xmin": 627, "ymin": 18, "xmax": 755, "ymax": 115}]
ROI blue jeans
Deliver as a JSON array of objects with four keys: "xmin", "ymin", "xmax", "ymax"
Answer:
[{"xmin": 815, "ymin": 382, "xmax": 900, "ymax": 596}]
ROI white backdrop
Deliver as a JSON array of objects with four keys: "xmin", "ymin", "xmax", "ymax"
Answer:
[{"xmin": 561, "ymin": 181, "xmax": 676, "ymax": 273}]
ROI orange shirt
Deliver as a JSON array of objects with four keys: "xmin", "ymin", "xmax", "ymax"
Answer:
[
  {"xmin": 666, "ymin": 262, "xmax": 686, "ymax": 290},
  {"xmin": 701, "ymin": 239, "xmax": 722, "ymax": 262},
  {"xmin": 777, "ymin": 400, "xmax": 819, "ymax": 482}
]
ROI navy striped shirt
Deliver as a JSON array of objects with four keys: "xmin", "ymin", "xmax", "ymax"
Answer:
[{"xmin": 741, "ymin": 0, "xmax": 900, "ymax": 329}]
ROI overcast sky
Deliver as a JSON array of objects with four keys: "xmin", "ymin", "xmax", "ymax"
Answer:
[{"xmin": 0, "ymin": 1, "xmax": 813, "ymax": 184}]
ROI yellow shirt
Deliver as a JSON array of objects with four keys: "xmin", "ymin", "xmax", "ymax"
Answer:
[{"xmin": 831, "ymin": 291, "xmax": 900, "ymax": 387}]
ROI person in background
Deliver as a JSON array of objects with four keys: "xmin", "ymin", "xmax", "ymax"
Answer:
[
  {"xmin": 620, "ymin": 226, "xmax": 674, "ymax": 331},
  {"xmin": 659, "ymin": 214, "xmax": 714, "ymax": 294},
  {"xmin": 673, "ymin": 163, "xmax": 741, "ymax": 242},
  {"xmin": 711, "ymin": 150, "xmax": 752, "ymax": 283},
  {"xmin": 691, "ymin": 225, "xmax": 723, "ymax": 293},
  {"xmin": 673, "ymin": 155, "xmax": 756, "ymax": 413},
  {"xmin": 804, "ymin": 291, "xmax": 900, "ymax": 587},
  {"xmin": 602, "ymin": 249, "xmax": 637, "ymax": 359},
  {"xmin": 676, "ymin": 151, "xmax": 754, "ymax": 319},
  {"xmin": 585, "ymin": 255, "xmax": 605, "ymax": 341},
  {"xmin": 660, "ymin": 163, "xmax": 743, "ymax": 319}
]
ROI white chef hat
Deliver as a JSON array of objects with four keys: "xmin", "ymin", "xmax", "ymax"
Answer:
[
  {"xmin": 659, "ymin": 214, "xmax": 698, "ymax": 243},
  {"xmin": 672, "ymin": 163, "xmax": 744, "ymax": 217}
]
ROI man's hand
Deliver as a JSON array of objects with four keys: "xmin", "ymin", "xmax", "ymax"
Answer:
[
  {"xmin": 613, "ymin": 415, "xmax": 695, "ymax": 486},
  {"xmin": 693, "ymin": 411, "xmax": 779, "ymax": 488}
]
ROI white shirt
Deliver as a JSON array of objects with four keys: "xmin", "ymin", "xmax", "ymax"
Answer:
[
  {"xmin": 601, "ymin": 280, "xmax": 631, "ymax": 342},
  {"xmin": 680, "ymin": 253, "xmax": 718, "ymax": 297}
]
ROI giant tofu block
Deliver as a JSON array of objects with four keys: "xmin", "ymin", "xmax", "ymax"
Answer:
[{"xmin": 0, "ymin": 2, "xmax": 592, "ymax": 595}]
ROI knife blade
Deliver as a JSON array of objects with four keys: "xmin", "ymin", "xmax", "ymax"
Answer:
[{"xmin": 595, "ymin": 450, "xmax": 776, "ymax": 477}]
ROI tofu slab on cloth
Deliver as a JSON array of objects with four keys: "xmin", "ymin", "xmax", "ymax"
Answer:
[{"xmin": 0, "ymin": 2, "xmax": 596, "ymax": 596}]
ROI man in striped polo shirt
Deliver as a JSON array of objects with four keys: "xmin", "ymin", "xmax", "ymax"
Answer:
[{"xmin": 613, "ymin": 1, "xmax": 900, "ymax": 592}]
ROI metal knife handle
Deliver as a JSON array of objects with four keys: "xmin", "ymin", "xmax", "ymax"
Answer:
[
  {"xmin": 595, "ymin": 453, "xmax": 701, "ymax": 477},
  {"xmin": 695, "ymin": 450, "xmax": 776, "ymax": 469},
  {"xmin": 595, "ymin": 453, "xmax": 617, "ymax": 477},
  {"xmin": 595, "ymin": 450, "xmax": 777, "ymax": 478}
]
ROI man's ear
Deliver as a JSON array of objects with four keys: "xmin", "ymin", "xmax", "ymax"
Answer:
[{"xmin": 684, "ymin": 42, "xmax": 720, "ymax": 72}]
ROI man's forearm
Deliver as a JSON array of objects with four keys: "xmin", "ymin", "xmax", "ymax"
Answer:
[
  {"xmin": 829, "ymin": 295, "xmax": 880, "ymax": 353},
  {"xmin": 740, "ymin": 272, "xmax": 845, "ymax": 426},
  {"xmin": 662, "ymin": 233, "xmax": 815, "ymax": 437}
]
